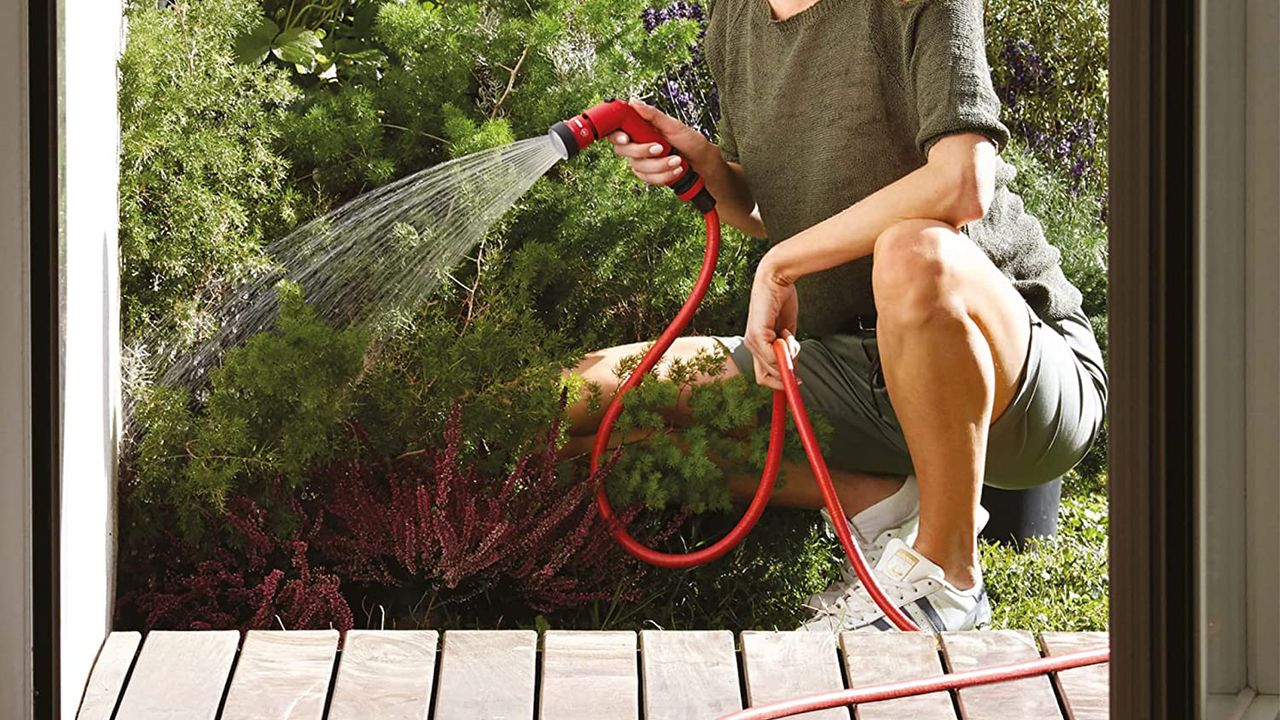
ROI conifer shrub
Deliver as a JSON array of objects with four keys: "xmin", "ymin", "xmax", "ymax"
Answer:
[{"xmin": 119, "ymin": 0, "xmax": 302, "ymax": 338}]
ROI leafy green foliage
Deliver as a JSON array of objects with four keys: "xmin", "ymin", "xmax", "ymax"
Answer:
[
  {"xmin": 119, "ymin": 0, "xmax": 302, "ymax": 338},
  {"xmin": 596, "ymin": 345, "xmax": 818, "ymax": 513},
  {"xmin": 133, "ymin": 285, "xmax": 366, "ymax": 536},
  {"xmin": 1003, "ymin": 139, "xmax": 1107, "ymax": 342},
  {"xmin": 238, "ymin": 1, "xmax": 387, "ymax": 83}
]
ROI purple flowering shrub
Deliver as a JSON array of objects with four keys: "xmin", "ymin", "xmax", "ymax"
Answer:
[
  {"xmin": 306, "ymin": 411, "xmax": 684, "ymax": 613},
  {"xmin": 116, "ymin": 493, "xmax": 354, "ymax": 631},
  {"xmin": 985, "ymin": 1, "xmax": 1109, "ymax": 197},
  {"xmin": 117, "ymin": 409, "xmax": 683, "ymax": 630}
]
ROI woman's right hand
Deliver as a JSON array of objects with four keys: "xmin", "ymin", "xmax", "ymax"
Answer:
[{"xmin": 609, "ymin": 98, "xmax": 720, "ymax": 186}]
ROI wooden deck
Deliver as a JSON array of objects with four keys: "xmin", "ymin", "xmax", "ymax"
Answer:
[{"xmin": 77, "ymin": 629, "xmax": 1108, "ymax": 720}]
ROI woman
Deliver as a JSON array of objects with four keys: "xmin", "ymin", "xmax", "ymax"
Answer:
[{"xmin": 562, "ymin": 0, "xmax": 1107, "ymax": 633}]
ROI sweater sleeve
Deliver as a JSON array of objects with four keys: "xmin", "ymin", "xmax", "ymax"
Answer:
[
  {"xmin": 716, "ymin": 109, "xmax": 740, "ymax": 163},
  {"xmin": 906, "ymin": 0, "xmax": 1010, "ymax": 157}
]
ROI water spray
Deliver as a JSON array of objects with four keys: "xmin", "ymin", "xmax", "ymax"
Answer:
[{"xmin": 547, "ymin": 100, "xmax": 1111, "ymax": 718}]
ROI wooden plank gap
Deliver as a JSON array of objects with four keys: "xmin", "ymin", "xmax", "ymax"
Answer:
[
  {"xmin": 1038, "ymin": 632, "xmax": 1109, "ymax": 720},
  {"xmin": 115, "ymin": 630, "xmax": 241, "ymax": 720},
  {"xmin": 533, "ymin": 634, "xmax": 545, "ymax": 720},
  {"xmin": 426, "ymin": 631, "xmax": 446, "ymax": 720},
  {"xmin": 832, "ymin": 638, "xmax": 855, "ymax": 720},
  {"xmin": 318, "ymin": 634, "xmax": 344, "ymax": 720},
  {"xmin": 75, "ymin": 631, "xmax": 142, "ymax": 720},
  {"xmin": 214, "ymin": 630, "xmax": 247, "ymax": 720}
]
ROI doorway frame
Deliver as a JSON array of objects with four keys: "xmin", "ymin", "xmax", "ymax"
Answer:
[{"xmin": 18, "ymin": 0, "xmax": 1204, "ymax": 717}]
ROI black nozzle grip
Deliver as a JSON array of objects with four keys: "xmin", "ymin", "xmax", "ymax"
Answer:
[{"xmin": 668, "ymin": 157, "xmax": 716, "ymax": 213}]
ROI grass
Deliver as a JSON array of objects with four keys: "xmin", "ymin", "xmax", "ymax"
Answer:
[{"xmin": 981, "ymin": 471, "xmax": 1109, "ymax": 631}]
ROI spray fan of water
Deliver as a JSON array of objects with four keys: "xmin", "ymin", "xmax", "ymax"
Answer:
[{"xmin": 152, "ymin": 135, "xmax": 564, "ymax": 389}]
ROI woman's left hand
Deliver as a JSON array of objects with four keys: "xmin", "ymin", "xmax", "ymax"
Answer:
[{"xmin": 743, "ymin": 254, "xmax": 801, "ymax": 391}]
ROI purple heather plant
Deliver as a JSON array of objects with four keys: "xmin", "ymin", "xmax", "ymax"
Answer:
[{"xmin": 306, "ymin": 410, "xmax": 687, "ymax": 614}]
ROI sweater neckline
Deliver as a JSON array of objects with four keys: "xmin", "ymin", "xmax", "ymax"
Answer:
[{"xmin": 755, "ymin": 0, "xmax": 849, "ymax": 31}]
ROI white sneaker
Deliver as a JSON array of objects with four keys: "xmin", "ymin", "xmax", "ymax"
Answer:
[
  {"xmin": 803, "ymin": 506, "xmax": 922, "ymax": 612},
  {"xmin": 799, "ymin": 538, "xmax": 992, "ymax": 635},
  {"xmin": 802, "ymin": 505, "xmax": 920, "ymax": 626},
  {"xmin": 805, "ymin": 501, "xmax": 988, "ymax": 608}
]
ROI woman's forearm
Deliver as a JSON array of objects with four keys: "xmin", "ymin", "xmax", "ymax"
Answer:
[
  {"xmin": 762, "ymin": 134, "xmax": 996, "ymax": 283},
  {"xmin": 700, "ymin": 157, "xmax": 768, "ymax": 238}
]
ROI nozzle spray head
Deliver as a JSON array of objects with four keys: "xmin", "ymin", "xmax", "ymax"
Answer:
[{"xmin": 549, "ymin": 99, "xmax": 716, "ymax": 212}]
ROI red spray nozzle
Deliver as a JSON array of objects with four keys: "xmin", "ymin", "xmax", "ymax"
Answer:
[{"xmin": 549, "ymin": 99, "xmax": 715, "ymax": 211}]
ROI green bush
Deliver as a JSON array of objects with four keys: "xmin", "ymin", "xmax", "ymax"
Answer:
[
  {"xmin": 123, "ymin": 0, "xmax": 763, "ymax": 537},
  {"xmin": 119, "ymin": 0, "xmax": 302, "ymax": 339},
  {"xmin": 980, "ymin": 483, "xmax": 1109, "ymax": 631},
  {"xmin": 132, "ymin": 284, "xmax": 366, "ymax": 538}
]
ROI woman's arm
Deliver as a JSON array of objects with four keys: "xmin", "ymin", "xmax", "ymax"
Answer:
[
  {"xmin": 740, "ymin": 132, "xmax": 998, "ymax": 389},
  {"xmin": 699, "ymin": 158, "xmax": 767, "ymax": 238},
  {"xmin": 758, "ymin": 132, "xmax": 998, "ymax": 285}
]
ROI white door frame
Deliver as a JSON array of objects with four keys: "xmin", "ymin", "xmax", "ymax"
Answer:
[{"xmin": 1198, "ymin": 0, "xmax": 1280, "ymax": 715}]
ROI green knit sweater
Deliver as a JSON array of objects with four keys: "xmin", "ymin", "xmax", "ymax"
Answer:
[{"xmin": 704, "ymin": 0, "xmax": 1083, "ymax": 336}]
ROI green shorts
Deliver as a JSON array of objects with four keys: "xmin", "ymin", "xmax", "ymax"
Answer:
[{"xmin": 718, "ymin": 305, "xmax": 1108, "ymax": 490}]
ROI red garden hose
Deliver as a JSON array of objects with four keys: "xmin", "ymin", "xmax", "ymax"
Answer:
[{"xmin": 551, "ymin": 99, "xmax": 1108, "ymax": 719}]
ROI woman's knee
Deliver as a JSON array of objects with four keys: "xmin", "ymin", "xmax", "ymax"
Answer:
[{"xmin": 872, "ymin": 220, "xmax": 969, "ymax": 328}]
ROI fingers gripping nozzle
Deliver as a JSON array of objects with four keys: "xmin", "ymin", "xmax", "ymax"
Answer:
[{"xmin": 549, "ymin": 99, "xmax": 716, "ymax": 212}]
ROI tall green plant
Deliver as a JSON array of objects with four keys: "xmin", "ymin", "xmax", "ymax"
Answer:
[{"xmin": 119, "ymin": 0, "xmax": 302, "ymax": 339}]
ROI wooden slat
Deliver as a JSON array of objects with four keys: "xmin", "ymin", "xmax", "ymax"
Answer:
[
  {"xmin": 114, "ymin": 630, "xmax": 240, "ymax": 720},
  {"xmin": 221, "ymin": 630, "xmax": 339, "ymax": 720},
  {"xmin": 76, "ymin": 631, "xmax": 142, "ymax": 720},
  {"xmin": 741, "ymin": 631, "xmax": 848, "ymax": 720},
  {"xmin": 327, "ymin": 630, "xmax": 439, "ymax": 720},
  {"xmin": 640, "ymin": 630, "xmax": 742, "ymax": 720},
  {"xmin": 940, "ymin": 631, "xmax": 1060, "ymax": 720},
  {"xmin": 539, "ymin": 631, "xmax": 637, "ymax": 720},
  {"xmin": 1040, "ymin": 632, "xmax": 1109, "ymax": 720},
  {"xmin": 840, "ymin": 632, "xmax": 956, "ymax": 720},
  {"xmin": 434, "ymin": 630, "xmax": 537, "ymax": 720}
]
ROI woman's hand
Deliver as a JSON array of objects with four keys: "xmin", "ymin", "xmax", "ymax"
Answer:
[
  {"xmin": 609, "ymin": 99, "xmax": 721, "ymax": 186},
  {"xmin": 743, "ymin": 255, "xmax": 801, "ymax": 391}
]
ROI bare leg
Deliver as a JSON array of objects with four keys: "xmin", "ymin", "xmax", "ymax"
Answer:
[
  {"xmin": 561, "ymin": 336, "xmax": 903, "ymax": 514},
  {"xmin": 871, "ymin": 219, "xmax": 1032, "ymax": 590}
]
